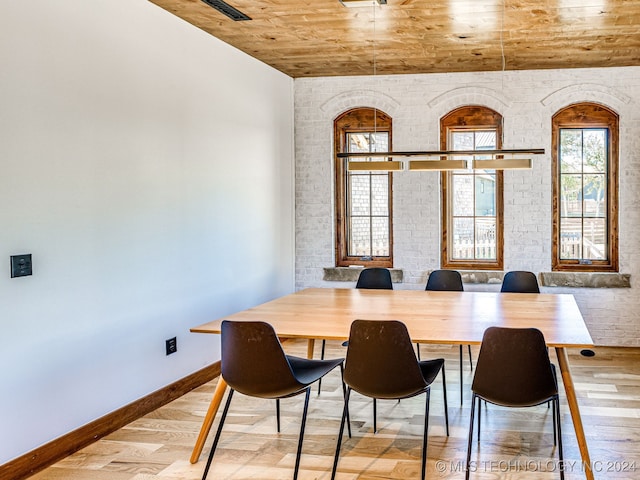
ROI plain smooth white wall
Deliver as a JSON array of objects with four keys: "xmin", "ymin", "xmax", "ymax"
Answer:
[{"xmin": 0, "ymin": 0, "xmax": 294, "ymax": 463}]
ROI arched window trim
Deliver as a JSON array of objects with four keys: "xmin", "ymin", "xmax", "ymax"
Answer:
[
  {"xmin": 334, "ymin": 108, "xmax": 393, "ymax": 268},
  {"xmin": 551, "ymin": 102, "xmax": 619, "ymax": 272},
  {"xmin": 440, "ymin": 105, "xmax": 504, "ymax": 270}
]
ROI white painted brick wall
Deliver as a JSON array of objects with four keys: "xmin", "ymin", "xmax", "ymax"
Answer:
[{"xmin": 294, "ymin": 66, "xmax": 640, "ymax": 346}]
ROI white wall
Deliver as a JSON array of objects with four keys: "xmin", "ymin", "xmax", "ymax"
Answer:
[
  {"xmin": 0, "ymin": 0, "xmax": 294, "ymax": 463},
  {"xmin": 294, "ymin": 68, "xmax": 640, "ymax": 346}
]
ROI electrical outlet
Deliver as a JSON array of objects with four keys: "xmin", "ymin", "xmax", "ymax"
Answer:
[{"xmin": 166, "ymin": 337, "xmax": 177, "ymax": 355}]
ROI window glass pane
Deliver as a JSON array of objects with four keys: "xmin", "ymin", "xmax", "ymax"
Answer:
[
  {"xmin": 347, "ymin": 132, "xmax": 390, "ymax": 154},
  {"xmin": 475, "ymin": 131, "xmax": 496, "ymax": 150},
  {"xmin": 583, "ymin": 218, "xmax": 606, "ymax": 260},
  {"xmin": 558, "ymin": 128, "xmax": 609, "ymax": 260},
  {"xmin": 583, "ymin": 129, "xmax": 606, "ymax": 173},
  {"xmin": 560, "ymin": 174, "xmax": 583, "ymax": 217},
  {"xmin": 452, "ymin": 217, "xmax": 474, "ymax": 260},
  {"xmin": 370, "ymin": 132, "xmax": 389, "ymax": 152},
  {"xmin": 560, "ymin": 130, "xmax": 582, "ymax": 173},
  {"xmin": 560, "ymin": 218, "xmax": 582, "ymax": 259},
  {"xmin": 349, "ymin": 174, "xmax": 371, "ymax": 216},
  {"xmin": 343, "ymin": 128, "xmax": 390, "ymax": 262},
  {"xmin": 448, "ymin": 128, "xmax": 498, "ymax": 262},
  {"xmin": 452, "ymin": 175, "xmax": 474, "ymax": 216},
  {"xmin": 371, "ymin": 174, "xmax": 389, "ymax": 216},
  {"xmin": 475, "ymin": 173, "xmax": 496, "ymax": 216},
  {"xmin": 583, "ymin": 174, "xmax": 606, "ymax": 218},
  {"xmin": 349, "ymin": 217, "xmax": 370, "ymax": 257},
  {"xmin": 347, "ymin": 133, "xmax": 371, "ymax": 153},
  {"xmin": 372, "ymin": 217, "xmax": 389, "ymax": 256},
  {"xmin": 475, "ymin": 217, "xmax": 496, "ymax": 259},
  {"xmin": 452, "ymin": 132, "xmax": 474, "ymax": 150}
]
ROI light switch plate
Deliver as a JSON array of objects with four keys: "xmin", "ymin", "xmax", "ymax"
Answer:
[{"xmin": 11, "ymin": 254, "xmax": 32, "ymax": 278}]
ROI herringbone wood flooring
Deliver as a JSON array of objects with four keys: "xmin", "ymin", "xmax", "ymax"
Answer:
[{"xmin": 31, "ymin": 341, "xmax": 640, "ymax": 479}]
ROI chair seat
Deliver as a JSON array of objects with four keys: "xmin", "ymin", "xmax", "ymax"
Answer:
[
  {"xmin": 287, "ymin": 355, "xmax": 346, "ymax": 387},
  {"xmin": 419, "ymin": 358, "xmax": 445, "ymax": 385}
]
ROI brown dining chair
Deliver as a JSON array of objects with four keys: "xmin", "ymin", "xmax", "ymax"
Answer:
[
  {"xmin": 465, "ymin": 326, "xmax": 564, "ymax": 480},
  {"xmin": 202, "ymin": 320, "xmax": 345, "ymax": 480},
  {"xmin": 320, "ymin": 267, "xmax": 393, "ymax": 393},
  {"xmin": 499, "ymin": 270, "xmax": 551, "ymax": 408},
  {"xmin": 424, "ymin": 269, "xmax": 472, "ymax": 405},
  {"xmin": 332, "ymin": 319, "xmax": 449, "ymax": 480}
]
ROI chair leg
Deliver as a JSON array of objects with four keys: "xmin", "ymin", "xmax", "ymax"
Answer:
[
  {"xmin": 202, "ymin": 389, "xmax": 235, "ymax": 480},
  {"xmin": 421, "ymin": 388, "xmax": 431, "ymax": 480},
  {"xmin": 477, "ymin": 396, "xmax": 482, "ymax": 442},
  {"xmin": 459, "ymin": 345, "xmax": 464, "ymax": 406},
  {"xmin": 276, "ymin": 398, "xmax": 281, "ymax": 433},
  {"xmin": 441, "ymin": 365, "xmax": 449, "ymax": 436},
  {"xmin": 552, "ymin": 399, "xmax": 557, "ymax": 446},
  {"xmin": 318, "ymin": 339, "xmax": 326, "ymax": 394},
  {"xmin": 373, "ymin": 398, "xmax": 377, "ymax": 433},
  {"xmin": 467, "ymin": 344, "xmax": 473, "ymax": 371},
  {"xmin": 292, "ymin": 388, "xmax": 312, "ymax": 480},
  {"xmin": 416, "ymin": 342, "xmax": 421, "ymax": 361},
  {"xmin": 555, "ymin": 396, "xmax": 565, "ymax": 480},
  {"xmin": 331, "ymin": 387, "xmax": 352, "ymax": 480},
  {"xmin": 339, "ymin": 363, "xmax": 351, "ymax": 438},
  {"xmin": 465, "ymin": 394, "xmax": 477, "ymax": 480}
]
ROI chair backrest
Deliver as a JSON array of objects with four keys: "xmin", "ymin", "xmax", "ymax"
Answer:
[
  {"xmin": 500, "ymin": 270, "xmax": 540, "ymax": 293},
  {"xmin": 471, "ymin": 326, "xmax": 557, "ymax": 407},
  {"xmin": 355, "ymin": 268, "xmax": 393, "ymax": 290},
  {"xmin": 220, "ymin": 320, "xmax": 302, "ymax": 398},
  {"xmin": 344, "ymin": 320, "xmax": 427, "ymax": 399},
  {"xmin": 425, "ymin": 269, "xmax": 464, "ymax": 291}
]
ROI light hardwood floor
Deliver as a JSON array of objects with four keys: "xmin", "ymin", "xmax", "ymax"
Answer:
[{"xmin": 31, "ymin": 341, "xmax": 640, "ymax": 480}]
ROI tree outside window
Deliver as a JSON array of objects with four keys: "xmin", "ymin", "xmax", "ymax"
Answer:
[{"xmin": 552, "ymin": 103, "xmax": 618, "ymax": 271}]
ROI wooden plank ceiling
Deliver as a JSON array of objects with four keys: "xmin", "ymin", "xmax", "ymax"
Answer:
[{"xmin": 149, "ymin": 0, "xmax": 640, "ymax": 78}]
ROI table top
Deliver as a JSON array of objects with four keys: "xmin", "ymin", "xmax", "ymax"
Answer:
[{"xmin": 191, "ymin": 287, "xmax": 594, "ymax": 348}]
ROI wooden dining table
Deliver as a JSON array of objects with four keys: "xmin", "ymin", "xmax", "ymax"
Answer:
[{"xmin": 189, "ymin": 287, "xmax": 596, "ymax": 479}]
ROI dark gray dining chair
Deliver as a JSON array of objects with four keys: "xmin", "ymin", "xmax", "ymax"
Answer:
[
  {"xmin": 332, "ymin": 319, "xmax": 448, "ymax": 480},
  {"xmin": 355, "ymin": 267, "xmax": 394, "ymax": 289},
  {"xmin": 202, "ymin": 320, "xmax": 345, "ymax": 480},
  {"xmin": 465, "ymin": 326, "xmax": 563, "ymax": 480},
  {"xmin": 424, "ymin": 269, "xmax": 472, "ymax": 404},
  {"xmin": 500, "ymin": 270, "xmax": 540, "ymax": 293}
]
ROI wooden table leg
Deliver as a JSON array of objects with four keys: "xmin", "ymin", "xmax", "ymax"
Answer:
[
  {"xmin": 307, "ymin": 338, "xmax": 315, "ymax": 359},
  {"xmin": 555, "ymin": 347, "xmax": 594, "ymax": 480},
  {"xmin": 190, "ymin": 376, "xmax": 228, "ymax": 464}
]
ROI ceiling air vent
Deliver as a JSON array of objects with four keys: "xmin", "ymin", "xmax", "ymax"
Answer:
[{"xmin": 201, "ymin": 0, "xmax": 251, "ymax": 21}]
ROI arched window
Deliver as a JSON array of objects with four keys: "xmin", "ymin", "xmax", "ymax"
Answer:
[
  {"xmin": 552, "ymin": 103, "xmax": 618, "ymax": 271},
  {"xmin": 334, "ymin": 108, "xmax": 393, "ymax": 267},
  {"xmin": 440, "ymin": 106, "xmax": 504, "ymax": 270}
]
